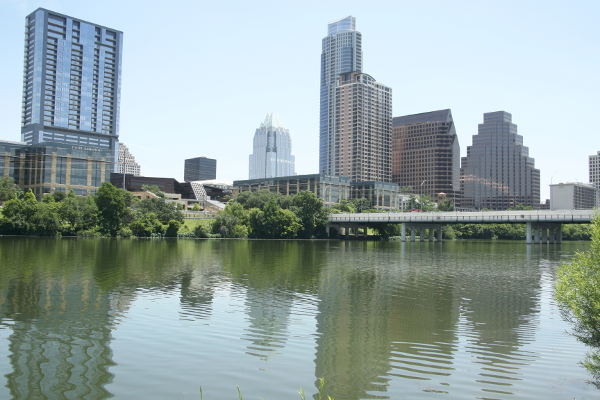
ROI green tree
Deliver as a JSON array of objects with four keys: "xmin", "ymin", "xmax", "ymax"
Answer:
[
  {"xmin": 437, "ymin": 199, "xmax": 455, "ymax": 211},
  {"xmin": 0, "ymin": 177, "xmax": 22, "ymax": 203},
  {"xmin": 291, "ymin": 191, "xmax": 329, "ymax": 238},
  {"xmin": 136, "ymin": 197, "xmax": 184, "ymax": 224},
  {"xmin": 235, "ymin": 189, "xmax": 278, "ymax": 210},
  {"xmin": 95, "ymin": 182, "xmax": 126, "ymax": 236},
  {"xmin": 29, "ymin": 202, "xmax": 62, "ymax": 236},
  {"xmin": 130, "ymin": 212, "xmax": 165, "ymax": 237},
  {"xmin": 51, "ymin": 190, "xmax": 67, "ymax": 202},
  {"xmin": 249, "ymin": 199, "xmax": 300, "ymax": 239},
  {"xmin": 141, "ymin": 184, "xmax": 165, "ymax": 198},
  {"xmin": 331, "ymin": 198, "xmax": 355, "ymax": 213},
  {"xmin": 59, "ymin": 195, "xmax": 98, "ymax": 234},
  {"xmin": 165, "ymin": 220, "xmax": 181, "ymax": 237},
  {"xmin": 351, "ymin": 198, "xmax": 371, "ymax": 213},
  {"xmin": 556, "ymin": 215, "xmax": 600, "ymax": 381}
]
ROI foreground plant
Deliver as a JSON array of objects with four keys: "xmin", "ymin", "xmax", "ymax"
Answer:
[
  {"xmin": 556, "ymin": 214, "xmax": 600, "ymax": 383},
  {"xmin": 200, "ymin": 377, "xmax": 334, "ymax": 400}
]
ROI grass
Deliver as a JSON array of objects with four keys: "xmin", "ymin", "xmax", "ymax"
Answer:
[
  {"xmin": 199, "ymin": 378, "xmax": 334, "ymax": 400},
  {"xmin": 181, "ymin": 218, "xmax": 213, "ymax": 232}
]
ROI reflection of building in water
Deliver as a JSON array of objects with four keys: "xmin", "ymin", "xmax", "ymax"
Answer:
[
  {"xmin": 242, "ymin": 287, "xmax": 293, "ymax": 361},
  {"xmin": 313, "ymin": 242, "xmax": 459, "ymax": 399},
  {"xmin": 0, "ymin": 272, "xmax": 120, "ymax": 399},
  {"xmin": 179, "ymin": 269, "xmax": 217, "ymax": 321}
]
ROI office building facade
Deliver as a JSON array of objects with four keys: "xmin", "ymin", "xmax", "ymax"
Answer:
[
  {"xmin": 249, "ymin": 113, "xmax": 295, "ymax": 179},
  {"xmin": 589, "ymin": 151, "xmax": 600, "ymax": 185},
  {"xmin": 460, "ymin": 111, "xmax": 540, "ymax": 210},
  {"xmin": 117, "ymin": 142, "xmax": 140, "ymax": 176},
  {"xmin": 392, "ymin": 109, "xmax": 460, "ymax": 202},
  {"xmin": 319, "ymin": 17, "xmax": 392, "ymax": 182},
  {"xmin": 184, "ymin": 157, "xmax": 216, "ymax": 181},
  {"xmin": 550, "ymin": 182, "xmax": 596, "ymax": 210},
  {"xmin": 22, "ymin": 8, "xmax": 122, "ymax": 153},
  {"xmin": 1, "ymin": 9, "xmax": 123, "ymax": 197}
]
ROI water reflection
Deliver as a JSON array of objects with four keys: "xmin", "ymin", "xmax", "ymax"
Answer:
[{"xmin": 0, "ymin": 237, "xmax": 591, "ymax": 399}]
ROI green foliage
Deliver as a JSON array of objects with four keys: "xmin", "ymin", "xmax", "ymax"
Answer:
[
  {"xmin": 165, "ymin": 220, "xmax": 181, "ymax": 237},
  {"xmin": 291, "ymin": 191, "xmax": 329, "ymax": 238},
  {"xmin": 192, "ymin": 203, "xmax": 201, "ymax": 211},
  {"xmin": 58, "ymin": 195, "xmax": 99, "ymax": 234},
  {"xmin": 556, "ymin": 215, "xmax": 600, "ymax": 381},
  {"xmin": 404, "ymin": 194, "xmax": 435, "ymax": 212},
  {"xmin": 437, "ymin": 199, "xmax": 455, "ymax": 211},
  {"xmin": 330, "ymin": 198, "xmax": 355, "ymax": 213},
  {"xmin": 52, "ymin": 190, "xmax": 67, "ymax": 202},
  {"xmin": 141, "ymin": 184, "xmax": 165, "ymax": 198},
  {"xmin": 370, "ymin": 223, "xmax": 400, "ymax": 239},
  {"xmin": 95, "ymin": 182, "xmax": 126, "ymax": 236},
  {"xmin": 249, "ymin": 199, "xmax": 301, "ymax": 239},
  {"xmin": 0, "ymin": 176, "xmax": 22, "ymax": 202},
  {"xmin": 351, "ymin": 197, "xmax": 371, "ymax": 213},
  {"xmin": 42, "ymin": 193, "xmax": 56, "ymax": 203},
  {"xmin": 193, "ymin": 220, "xmax": 213, "ymax": 238},
  {"xmin": 135, "ymin": 197, "xmax": 183, "ymax": 224},
  {"xmin": 130, "ymin": 212, "xmax": 165, "ymax": 237}
]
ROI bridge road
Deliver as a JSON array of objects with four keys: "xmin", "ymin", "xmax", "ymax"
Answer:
[{"xmin": 328, "ymin": 210, "xmax": 595, "ymax": 243}]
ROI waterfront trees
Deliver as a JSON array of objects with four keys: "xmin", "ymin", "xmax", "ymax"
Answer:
[
  {"xmin": 556, "ymin": 214, "xmax": 600, "ymax": 381},
  {"xmin": 0, "ymin": 177, "xmax": 21, "ymax": 203}
]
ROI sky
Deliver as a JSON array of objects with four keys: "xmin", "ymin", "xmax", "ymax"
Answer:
[{"xmin": 0, "ymin": 0, "xmax": 598, "ymax": 200}]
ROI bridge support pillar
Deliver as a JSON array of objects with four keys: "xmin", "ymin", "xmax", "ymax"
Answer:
[
  {"xmin": 428, "ymin": 228, "xmax": 434, "ymax": 242},
  {"xmin": 534, "ymin": 226, "xmax": 540, "ymax": 244},
  {"xmin": 345, "ymin": 226, "xmax": 350, "ymax": 239},
  {"xmin": 410, "ymin": 226, "xmax": 416, "ymax": 242},
  {"xmin": 526, "ymin": 222, "xmax": 532, "ymax": 244},
  {"xmin": 437, "ymin": 226, "xmax": 443, "ymax": 241},
  {"xmin": 420, "ymin": 228, "xmax": 425, "ymax": 242},
  {"xmin": 401, "ymin": 223, "xmax": 406, "ymax": 242},
  {"xmin": 542, "ymin": 227, "xmax": 548, "ymax": 244}
]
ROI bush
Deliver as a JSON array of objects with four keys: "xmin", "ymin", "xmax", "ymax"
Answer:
[{"xmin": 556, "ymin": 215, "xmax": 600, "ymax": 382}]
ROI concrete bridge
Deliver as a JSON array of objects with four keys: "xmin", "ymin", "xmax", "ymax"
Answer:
[{"xmin": 328, "ymin": 210, "xmax": 595, "ymax": 243}]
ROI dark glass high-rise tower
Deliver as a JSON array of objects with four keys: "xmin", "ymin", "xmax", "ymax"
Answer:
[
  {"xmin": 21, "ymin": 8, "xmax": 122, "ymax": 153},
  {"xmin": 319, "ymin": 16, "xmax": 392, "ymax": 183},
  {"xmin": 319, "ymin": 16, "xmax": 362, "ymax": 175},
  {"xmin": 460, "ymin": 111, "xmax": 540, "ymax": 210}
]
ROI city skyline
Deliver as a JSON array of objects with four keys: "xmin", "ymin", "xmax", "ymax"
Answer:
[{"xmin": 1, "ymin": 1, "xmax": 598, "ymax": 200}]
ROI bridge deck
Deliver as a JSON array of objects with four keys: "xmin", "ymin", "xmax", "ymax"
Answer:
[{"xmin": 329, "ymin": 210, "xmax": 595, "ymax": 224}]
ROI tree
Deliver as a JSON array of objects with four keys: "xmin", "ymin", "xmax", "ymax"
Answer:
[
  {"xmin": 130, "ymin": 212, "xmax": 165, "ymax": 237},
  {"xmin": 556, "ymin": 215, "xmax": 600, "ymax": 382},
  {"xmin": 291, "ymin": 191, "xmax": 329, "ymax": 238},
  {"xmin": 249, "ymin": 199, "xmax": 300, "ymax": 239},
  {"xmin": 0, "ymin": 177, "xmax": 22, "ymax": 203},
  {"xmin": 51, "ymin": 190, "xmax": 67, "ymax": 202},
  {"xmin": 136, "ymin": 197, "xmax": 184, "ymax": 224},
  {"xmin": 331, "ymin": 198, "xmax": 355, "ymax": 213},
  {"xmin": 141, "ymin": 184, "xmax": 165, "ymax": 198},
  {"xmin": 437, "ymin": 200, "xmax": 455, "ymax": 211},
  {"xmin": 59, "ymin": 195, "xmax": 98, "ymax": 234},
  {"xmin": 95, "ymin": 182, "xmax": 126, "ymax": 236},
  {"xmin": 351, "ymin": 198, "xmax": 371, "ymax": 213}
]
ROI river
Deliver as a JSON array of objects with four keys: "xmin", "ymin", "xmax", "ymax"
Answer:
[{"xmin": 0, "ymin": 237, "xmax": 596, "ymax": 399}]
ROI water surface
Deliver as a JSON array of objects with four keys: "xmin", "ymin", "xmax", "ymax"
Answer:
[{"xmin": 0, "ymin": 237, "xmax": 595, "ymax": 399}]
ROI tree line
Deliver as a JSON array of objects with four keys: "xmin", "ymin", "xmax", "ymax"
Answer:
[
  {"xmin": 0, "ymin": 177, "xmax": 592, "ymax": 240},
  {"xmin": 0, "ymin": 178, "xmax": 183, "ymax": 237}
]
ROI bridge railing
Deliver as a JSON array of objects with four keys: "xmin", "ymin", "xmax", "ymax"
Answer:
[{"xmin": 328, "ymin": 210, "xmax": 596, "ymax": 224}]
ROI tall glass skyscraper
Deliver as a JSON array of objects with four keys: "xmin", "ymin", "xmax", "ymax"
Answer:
[
  {"xmin": 249, "ymin": 113, "xmax": 295, "ymax": 179},
  {"xmin": 319, "ymin": 16, "xmax": 362, "ymax": 175},
  {"xmin": 13, "ymin": 8, "xmax": 123, "ymax": 197},
  {"xmin": 460, "ymin": 111, "xmax": 540, "ymax": 210},
  {"xmin": 21, "ymin": 8, "xmax": 122, "ymax": 153}
]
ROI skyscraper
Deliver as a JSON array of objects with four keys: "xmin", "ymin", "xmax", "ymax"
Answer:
[
  {"xmin": 461, "ymin": 111, "xmax": 540, "ymax": 210},
  {"xmin": 392, "ymin": 109, "xmax": 460, "ymax": 203},
  {"xmin": 319, "ymin": 16, "xmax": 392, "ymax": 182},
  {"xmin": 184, "ymin": 157, "xmax": 217, "ymax": 181},
  {"xmin": 13, "ymin": 8, "xmax": 123, "ymax": 197},
  {"xmin": 117, "ymin": 142, "xmax": 141, "ymax": 176},
  {"xmin": 22, "ymin": 8, "xmax": 122, "ymax": 152},
  {"xmin": 589, "ymin": 151, "xmax": 600, "ymax": 185},
  {"xmin": 249, "ymin": 113, "xmax": 295, "ymax": 179}
]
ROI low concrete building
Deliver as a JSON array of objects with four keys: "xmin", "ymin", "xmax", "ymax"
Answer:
[{"xmin": 550, "ymin": 182, "xmax": 596, "ymax": 210}]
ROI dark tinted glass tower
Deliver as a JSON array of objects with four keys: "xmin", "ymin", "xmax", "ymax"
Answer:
[
  {"xmin": 184, "ymin": 157, "xmax": 217, "ymax": 181},
  {"xmin": 17, "ymin": 8, "xmax": 123, "ymax": 197},
  {"xmin": 392, "ymin": 109, "xmax": 460, "ymax": 203},
  {"xmin": 22, "ymin": 8, "xmax": 122, "ymax": 154},
  {"xmin": 460, "ymin": 111, "xmax": 540, "ymax": 210}
]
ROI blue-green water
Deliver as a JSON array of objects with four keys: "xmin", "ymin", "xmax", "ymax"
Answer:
[{"xmin": 0, "ymin": 237, "xmax": 596, "ymax": 399}]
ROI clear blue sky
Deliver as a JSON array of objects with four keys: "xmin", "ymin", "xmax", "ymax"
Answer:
[{"xmin": 1, "ymin": 0, "xmax": 598, "ymax": 200}]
